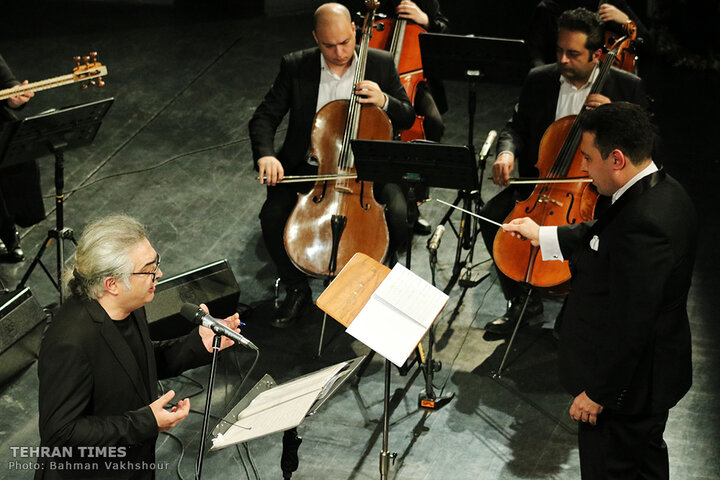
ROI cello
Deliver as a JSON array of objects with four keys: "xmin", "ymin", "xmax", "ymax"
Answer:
[
  {"xmin": 492, "ymin": 33, "xmax": 632, "ymax": 292},
  {"xmin": 369, "ymin": 3, "xmax": 426, "ymax": 141},
  {"xmin": 283, "ymin": 0, "xmax": 391, "ymax": 278}
]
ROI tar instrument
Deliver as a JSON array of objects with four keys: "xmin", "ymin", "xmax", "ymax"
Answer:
[
  {"xmin": 0, "ymin": 52, "xmax": 107, "ymax": 101},
  {"xmin": 283, "ymin": 0, "xmax": 391, "ymax": 278},
  {"xmin": 369, "ymin": 3, "xmax": 426, "ymax": 141},
  {"xmin": 601, "ymin": 19, "xmax": 638, "ymax": 73},
  {"xmin": 492, "ymin": 34, "xmax": 629, "ymax": 292}
]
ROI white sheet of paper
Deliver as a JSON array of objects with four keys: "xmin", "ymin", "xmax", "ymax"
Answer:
[{"xmin": 346, "ymin": 263, "xmax": 448, "ymax": 367}]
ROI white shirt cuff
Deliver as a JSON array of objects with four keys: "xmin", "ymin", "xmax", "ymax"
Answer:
[
  {"xmin": 382, "ymin": 93, "xmax": 389, "ymax": 111},
  {"xmin": 539, "ymin": 226, "xmax": 564, "ymax": 261}
]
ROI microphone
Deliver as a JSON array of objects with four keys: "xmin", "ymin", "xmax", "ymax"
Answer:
[
  {"xmin": 180, "ymin": 303, "xmax": 258, "ymax": 351},
  {"xmin": 427, "ymin": 225, "xmax": 445, "ymax": 254},
  {"xmin": 478, "ymin": 130, "xmax": 498, "ymax": 160}
]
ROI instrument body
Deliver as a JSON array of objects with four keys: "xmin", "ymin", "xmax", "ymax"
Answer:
[
  {"xmin": 493, "ymin": 115, "xmax": 598, "ymax": 291},
  {"xmin": 493, "ymin": 33, "xmax": 629, "ymax": 291},
  {"xmin": 369, "ymin": 16, "xmax": 426, "ymax": 141},
  {"xmin": 283, "ymin": 0, "xmax": 391, "ymax": 278}
]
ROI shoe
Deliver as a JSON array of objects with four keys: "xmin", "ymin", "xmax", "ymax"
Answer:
[
  {"xmin": 414, "ymin": 216, "xmax": 431, "ymax": 235},
  {"xmin": 484, "ymin": 294, "xmax": 543, "ymax": 335},
  {"xmin": 0, "ymin": 228, "xmax": 24, "ymax": 263},
  {"xmin": 271, "ymin": 287, "xmax": 311, "ymax": 328}
]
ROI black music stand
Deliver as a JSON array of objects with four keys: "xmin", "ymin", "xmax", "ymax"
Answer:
[
  {"xmin": 0, "ymin": 98, "xmax": 114, "ymax": 301},
  {"xmin": 352, "ymin": 139, "xmax": 475, "ymax": 409},
  {"xmin": 419, "ymin": 33, "xmax": 528, "ymax": 292}
]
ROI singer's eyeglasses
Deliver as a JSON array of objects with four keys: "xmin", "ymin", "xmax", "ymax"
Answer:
[{"xmin": 131, "ymin": 253, "xmax": 161, "ymax": 282}]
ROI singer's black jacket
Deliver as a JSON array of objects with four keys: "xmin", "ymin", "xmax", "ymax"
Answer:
[{"xmin": 36, "ymin": 295, "xmax": 212, "ymax": 479}]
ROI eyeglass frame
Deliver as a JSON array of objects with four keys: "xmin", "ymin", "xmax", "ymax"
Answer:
[{"xmin": 131, "ymin": 253, "xmax": 161, "ymax": 282}]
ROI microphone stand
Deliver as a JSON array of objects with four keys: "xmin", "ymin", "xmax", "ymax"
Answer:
[{"xmin": 195, "ymin": 334, "xmax": 222, "ymax": 480}]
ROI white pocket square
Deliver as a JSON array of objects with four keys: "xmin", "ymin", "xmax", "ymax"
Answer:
[{"xmin": 589, "ymin": 235, "xmax": 600, "ymax": 251}]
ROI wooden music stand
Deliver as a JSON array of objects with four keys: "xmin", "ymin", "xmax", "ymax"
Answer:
[{"xmin": 317, "ymin": 253, "xmax": 448, "ymax": 480}]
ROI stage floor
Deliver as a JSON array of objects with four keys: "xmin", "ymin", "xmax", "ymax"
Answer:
[{"xmin": 1, "ymin": 3, "xmax": 718, "ymax": 479}]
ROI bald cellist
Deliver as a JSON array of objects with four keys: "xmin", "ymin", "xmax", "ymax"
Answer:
[
  {"xmin": 249, "ymin": 2, "xmax": 414, "ymax": 328},
  {"xmin": 479, "ymin": 7, "xmax": 647, "ymax": 335}
]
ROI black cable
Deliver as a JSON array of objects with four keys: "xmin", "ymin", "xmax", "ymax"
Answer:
[{"xmin": 160, "ymin": 430, "xmax": 188, "ymax": 480}]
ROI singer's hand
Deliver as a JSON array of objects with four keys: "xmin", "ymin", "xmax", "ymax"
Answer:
[
  {"xmin": 492, "ymin": 152, "xmax": 515, "ymax": 186},
  {"xmin": 197, "ymin": 303, "xmax": 241, "ymax": 352},
  {"xmin": 150, "ymin": 390, "xmax": 190, "ymax": 432}
]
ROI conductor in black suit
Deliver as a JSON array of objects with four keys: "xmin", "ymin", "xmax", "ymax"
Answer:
[
  {"xmin": 36, "ymin": 214, "xmax": 241, "ymax": 479},
  {"xmin": 249, "ymin": 2, "xmax": 414, "ymax": 328},
  {"xmin": 479, "ymin": 7, "xmax": 648, "ymax": 335},
  {"xmin": 502, "ymin": 102, "xmax": 697, "ymax": 479}
]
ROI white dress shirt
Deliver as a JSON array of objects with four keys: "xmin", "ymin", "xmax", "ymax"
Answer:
[
  {"xmin": 539, "ymin": 162, "xmax": 659, "ymax": 261},
  {"xmin": 555, "ymin": 66, "xmax": 599, "ymax": 120}
]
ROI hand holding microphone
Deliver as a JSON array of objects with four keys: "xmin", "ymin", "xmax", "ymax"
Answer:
[{"xmin": 180, "ymin": 303, "xmax": 258, "ymax": 351}]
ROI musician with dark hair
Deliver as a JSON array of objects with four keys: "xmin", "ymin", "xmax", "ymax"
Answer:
[
  {"xmin": 502, "ymin": 102, "xmax": 696, "ymax": 480},
  {"xmin": 479, "ymin": 7, "xmax": 647, "ymax": 335}
]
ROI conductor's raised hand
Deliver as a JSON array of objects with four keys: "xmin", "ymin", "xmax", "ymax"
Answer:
[
  {"xmin": 502, "ymin": 217, "xmax": 541, "ymax": 246},
  {"xmin": 150, "ymin": 390, "xmax": 190, "ymax": 432},
  {"xmin": 258, "ymin": 156, "xmax": 284, "ymax": 186},
  {"xmin": 197, "ymin": 303, "xmax": 242, "ymax": 352}
]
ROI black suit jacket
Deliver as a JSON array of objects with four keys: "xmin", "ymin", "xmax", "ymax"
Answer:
[
  {"xmin": 497, "ymin": 63, "xmax": 648, "ymax": 178},
  {"xmin": 249, "ymin": 47, "xmax": 414, "ymax": 173},
  {"xmin": 36, "ymin": 296, "xmax": 212, "ymax": 479},
  {"xmin": 556, "ymin": 171, "xmax": 697, "ymax": 415}
]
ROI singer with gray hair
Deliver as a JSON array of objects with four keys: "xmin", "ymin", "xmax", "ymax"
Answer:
[{"xmin": 36, "ymin": 214, "xmax": 242, "ymax": 480}]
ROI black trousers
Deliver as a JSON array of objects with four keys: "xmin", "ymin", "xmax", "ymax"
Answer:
[
  {"xmin": 259, "ymin": 164, "xmax": 408, "ymax": 290},
  {"xmin": 578, "ymin": 410, "xmax": 670, "ymax": 480}
]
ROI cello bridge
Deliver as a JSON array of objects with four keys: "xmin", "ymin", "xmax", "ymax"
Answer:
[{"xmin": 538, "ymin": 194, "xmax": 563, "ymax": 207}]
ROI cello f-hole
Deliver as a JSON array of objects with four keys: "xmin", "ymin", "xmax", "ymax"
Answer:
[
  {"xmin": 359, "ymin": 180, "xmax": 370, "ymax": 210},
  {"xmin": 564, "ymin": 192, "xmax": 576, "ymax": 224},
  {"xmin": 313, "ymin": 181, "xmax": 328, "ymax": 203}
]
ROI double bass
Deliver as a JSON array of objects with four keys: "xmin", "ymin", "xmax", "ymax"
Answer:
[
  {"xmin": 369, "ymin": 5, "xmax": 426, "ymax": 141},
  {"xmin": 492, "ymin": 33, "xmax": 632, "ymax": 292},
  {"xmin": 283, "ymin": 0, "xmax": 391, "ymax": 278}
]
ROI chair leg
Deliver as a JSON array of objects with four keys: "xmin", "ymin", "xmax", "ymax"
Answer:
[{"xmin": 494, "ymin": 288, "xmax": 533, "ymax": 377}]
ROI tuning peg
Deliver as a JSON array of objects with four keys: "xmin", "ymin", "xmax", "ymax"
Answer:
[
  {"xmin": 73, "ymin": 56, "xmax": 82, "ymax": 67},
  {"xmin": 97, "ymin": 77, "xmax": 105, "ymax": 87},
  {"xmin": 89, "ymin": 51, "xmax": 98, "ymax": 62},
  {"xmin": 81, "ymin": 81, "xmax": 89, "ymax": 90},
  {"xmin": 82, "ymin": 55, "xmax": 91, "ymax": 65}
]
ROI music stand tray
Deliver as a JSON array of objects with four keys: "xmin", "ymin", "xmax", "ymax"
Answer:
[
  {"xmin": 209, "ymin": 356, "xmax": 366, "ymax": 449},
  {"xmin": 419, "ymin": 33, "xmax": 528, "ymax": 84},
  {"xmin": 351, "ymin": 139, "xmax": 477, "ymax": 191}
]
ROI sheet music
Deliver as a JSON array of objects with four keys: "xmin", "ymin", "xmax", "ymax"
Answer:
[
  {"xmin": 346, "ymin": 263, "xmax": 448, "ymax": 367},
  {"xmin": 211, "ymin": 362, "xmax": 347, "ymax": 449}
]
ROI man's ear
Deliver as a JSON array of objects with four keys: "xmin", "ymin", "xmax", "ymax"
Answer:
[
  {"xmin": 312, "ymin": 30, "xmax": 319, "ymax": 45},
  {"xmin": 591, "ymin": 48, "xmax": 602, "ymax": 63},
  {"xmin": 610, "ymin": 149, "xmax": 627, "ymax": 171},
  {"xmin": 103, "ymin": 276, "xmax": 120, "ymax": 296}
]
